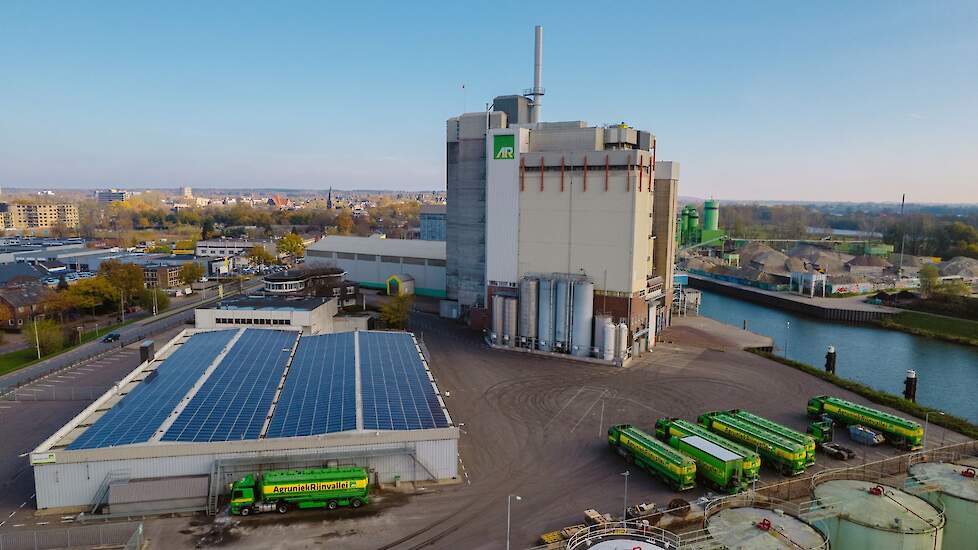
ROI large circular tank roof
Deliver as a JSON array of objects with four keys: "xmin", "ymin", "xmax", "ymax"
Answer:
[
  {"xmin": 910, "ymin": 462, "xmax": 978, "ymax": 502},
  {"xmin": 707, "ymin": 506, "xmax": 827, "ymax": 549},
  {"xmin": 586, "ymin": 542, "xmax": 666, "ymax": 550},
  {"xmin": 813, "ymin": 480, "xmax": 943, "ymax": 533}
]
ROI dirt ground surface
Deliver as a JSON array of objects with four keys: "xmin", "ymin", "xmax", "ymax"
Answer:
[{"xmin": 130, "ymin": 313, "xmax": 968, "ymax": 550}]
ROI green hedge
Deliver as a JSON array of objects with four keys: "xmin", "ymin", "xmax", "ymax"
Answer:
[
  {"xmin": 747, "ymin": 349, "xmax": 978, "ymax": 440},
  {"xmin": 879, "ymin": 311, "xmax": 978, "ymax": 347}
]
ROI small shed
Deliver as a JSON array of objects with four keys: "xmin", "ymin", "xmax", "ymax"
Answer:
[{"xmin": 386, "ymin": 274, "xmax": 415, "ymax": 296}]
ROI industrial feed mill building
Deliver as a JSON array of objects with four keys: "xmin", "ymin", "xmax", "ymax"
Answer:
[{"xmin": 30, "ymin": 328, "xmax": 457, "ymax": 513}]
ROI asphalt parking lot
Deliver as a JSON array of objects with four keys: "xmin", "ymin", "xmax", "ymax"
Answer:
[
  {"xmin": 149, "ymin": 314, "xmax": 968, "ymax": 550},
  {"xmin": 0, "ymin": 326, "xmax": 185, "ymax": 531}
]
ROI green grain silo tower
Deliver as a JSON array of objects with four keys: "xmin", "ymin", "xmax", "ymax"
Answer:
[{"xmin": 704, "ymin": 199, "xmax": 719, "ymax": 232}]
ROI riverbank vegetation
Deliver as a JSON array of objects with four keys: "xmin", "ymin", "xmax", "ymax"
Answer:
[
  {"xmin": 747, "ymin": 349, "xmax": 978, "ymax": 440},
  {"xmin": 879, "ymin": 311, "xmax": 978, "ymax": 347}
]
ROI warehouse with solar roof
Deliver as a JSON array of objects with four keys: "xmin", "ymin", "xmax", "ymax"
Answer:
[{"xmin": 29, "ymin": 328, "xmax": 457, "ymax": 513}]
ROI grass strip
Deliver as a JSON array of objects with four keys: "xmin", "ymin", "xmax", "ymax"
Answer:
[{"xmin": 878, "ymin": 311, "xmax": 978, "ymax": 347}]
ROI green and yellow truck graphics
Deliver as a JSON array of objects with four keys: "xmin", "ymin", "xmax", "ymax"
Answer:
[
  {"xmin": 230, "ymin": 467, "xmax": 369, "ymax": 515},
  {"xmin": 807, "ymin": 395, "xmax": 923, "ymax": 450},
  {"xmin": 654, "ymin": 418, "xmax": 760, "ymax": 481},
  {"xmin": 608, "ymin": 425, "xmax": 696, "ymax": 491},
  {"xmin": 667, "ymin": 434, "xmax": 747, "ymax": 494},
  {"xmin": 714, "ymin": 409, "xmax": 816, "ymax": 467},
  {"xmin": 697, "ymin": 412, "xmax": 807, "ymax": 476}
]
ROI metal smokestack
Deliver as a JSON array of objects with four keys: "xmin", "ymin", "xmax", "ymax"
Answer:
[{"xmin": 528, "ymin": 25, "xmax": 544, "ymax": 123}]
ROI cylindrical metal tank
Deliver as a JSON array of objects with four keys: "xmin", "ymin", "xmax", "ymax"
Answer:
[
  {"xmin": 518, "ymin": 278, "xmax": 538, "ymax": 346},
  {"xmin": 570, "ymin": 281, "xmax": 593, "ymax": 357},
  {"xmin": 503, "ymin": 297, "xmax": 518, "ymax": 346},
  {"xmin": 537, "ymin": 278, "xmax": 554, "ymax": 352},
  {"xmin": 688, "ymin": 209, "xmax": 700, "ymax": 229},
  {"xmin": 812, "ymin": 479, "xmax": 944, "ymax": 550},
  {"xmin": 680, "ymin": 207, "xmax": 691, "ymax": 244},
  {"xmin": 602, "ymin": 319, "xmax": 616, "ymax": 361},
  {"xmin": 703, "ymin": 199, "xmax": 719, "ymax": 231},
  {"xmin": 554, "ymin": 278, "xmax": 571, "ymax": 350},
  {"xmin": 706, "ymin": 505, "xmax": 827, "ymax": 549},
  {"xmin": 908, "ymin": 461, "xmax": 978, "ymax": 550},
  {"xmin": 491, "ymin": 295, "xmax": 504, "ymax": 345},
  {"xmin": 615, "ymin": 322, "xmax": 628, "ymax": 360},
  {"xmin": 593, "ymin": 314, "xmax": 608, "ymax": 358}
]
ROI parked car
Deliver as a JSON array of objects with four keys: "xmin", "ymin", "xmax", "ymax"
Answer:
[
  {"xmin": 820, "ymin": 442, "xmax": 856, "ymax": 460},
  {"xmin": 102, "ymin": 333, "xmax": 121, "ymax": 343}
]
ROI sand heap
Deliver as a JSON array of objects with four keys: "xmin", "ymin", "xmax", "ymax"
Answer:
[{"xmin": 939, "ymin": 256, "xmax": 978, "ymax": 278}]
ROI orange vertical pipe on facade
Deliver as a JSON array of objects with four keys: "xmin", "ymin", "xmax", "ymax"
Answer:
[
  {"xmin": 519, "ymin": 157, "xmax": 525, "ymax": 192},
  {"xmin": 539, "ymin": 156, "xmax": 545, "ymax": 191}
]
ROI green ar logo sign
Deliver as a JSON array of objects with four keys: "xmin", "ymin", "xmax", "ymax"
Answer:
[{"xmin": 493, "ymin": 134, "xmax": 515, "ymax": 160}]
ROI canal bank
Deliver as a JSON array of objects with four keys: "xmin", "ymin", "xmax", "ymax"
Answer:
[
  {"xmin": 687, "ymin": 273, "xmax": 898, "ymax": 322},
  {"xmin": 697, "ymin": 289, "xmax": 978, "ymax": 423}
]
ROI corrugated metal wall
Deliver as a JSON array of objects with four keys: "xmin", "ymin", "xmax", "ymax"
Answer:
[{"xmin": 36, "ymin": 438, "xmax": 457, "ymax": 510}]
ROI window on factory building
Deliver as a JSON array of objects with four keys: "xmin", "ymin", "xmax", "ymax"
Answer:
[
  {"xmin": 381, "ymin": 255, "xmax": 399, "ymax": 263},
  {"xmin": 356, "ymin": 254, "xmax": 378, "ymax": 261},
  {"xmin": 427, "ymin": 259, "xmax": 446, "ymax": 267},
  {"xmin": 403, "ymin": 257, "xmax": 425, "ymax": 265},
  {"xmin": 337, "ymin": 252, "xmax": 355, "ymax": 260}
]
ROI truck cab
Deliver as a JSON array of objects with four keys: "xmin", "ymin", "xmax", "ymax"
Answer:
[{"xmin": 229, "ymin": 474, "xmax": 258, "ymax": 515}]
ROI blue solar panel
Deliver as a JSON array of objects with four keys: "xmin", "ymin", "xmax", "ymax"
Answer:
[
  {"xmin": 161, "ymin": 329, "xmax": 298, "ymax": 443},
  {"xmin": 360, "ymin": 332, "xmax": 449, "ymax": 431},
  {"xmin": 67, "ymin": 330, "xmax": 237, "ymax": 450},
  {"xmin": 265, "ymin": 333, "xmax": 356, "ymax": 438}
]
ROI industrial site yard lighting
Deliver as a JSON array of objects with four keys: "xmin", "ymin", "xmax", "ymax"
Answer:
[
  {"xmin": 924, "ymin": 411, "xmax": 944, "ymax": 449},
  {"xmin": 784, "ymin": 321, "xmax": 791, "ymax": 359},
  {"xmin": 621, "ymin": 471, "xmax": 630, "ymax": 522},
  {"xmin": 506, "ymin": 494, "xmax": 522, "ymax": 550}
]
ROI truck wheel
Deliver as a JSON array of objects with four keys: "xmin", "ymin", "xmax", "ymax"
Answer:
[
  {"xmin": 351, "ymin": 498, "xmax": 363, "ymax": 509},
  {"xmin": 240, "ymin": 507, "xmax": 251, "ymax": 516},
  {"xmin": 277, "ymin": 502, "xmax": 289, "ymax": 514},
  {"xmin": 327, "ymin": 500, "xmax": 338, "ymax": 510}
]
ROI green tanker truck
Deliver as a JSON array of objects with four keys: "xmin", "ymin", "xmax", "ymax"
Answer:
[
  {"xmin": 654, "ymin": 418, "xmax": 760, "ymax": 482},
  {"xmin": 697, "ymin": 412, "xmax": 808, "ymax": 476},
  {"xmin": 667, "ymin": 434, "xmax": 747, "ymax": 494},
  {"xmin": 722, "ymin": 409, "xmax": 816, "ymax": 467},
  {"xmin": 807, "ymin": 396, "xmax": 923, "ymax": 450},
  {"xmin": 608, "ymin": 424, "xmax": 697, "ymax": 491},
  {"xmin": 229, "ymin": 467, "xmax": 369, "ymax": 515}
]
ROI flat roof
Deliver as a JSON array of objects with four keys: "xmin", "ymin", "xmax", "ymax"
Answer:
[
  {"xmin": 308, "ymin": 235, "xmax": 446, "ymax": 260},
  {"xmin": 38, "ymin": 328, "xmax": 452, "ymax": 455},
  {"xmin": 203, "ymin": 296, "xmax": 333, "ymax": 311}
]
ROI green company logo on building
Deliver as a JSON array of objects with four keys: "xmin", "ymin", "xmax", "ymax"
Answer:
[{"xmin": 493, "ymin": 134, "xmax": 515, "ymax": 160}]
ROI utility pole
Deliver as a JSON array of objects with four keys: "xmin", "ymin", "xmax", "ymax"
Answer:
[
  {"xmin": 120, "ymin": 291, "xmax": 125, "ymax": 323},
  {"xmin": 621, "ymin": 471, "xmax": 630, "ymax": 522},
  {"xmin": 898, "ymin": 193, "xmax": 907, "ymax": 280},
  {"xmin": 32, "ymin": 315, "xmax": 41, "ymax": 359}
]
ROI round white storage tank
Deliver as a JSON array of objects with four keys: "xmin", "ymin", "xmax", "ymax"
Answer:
[
  {"xmin": 537, "ymin": 279, "xmax": 554, "ymax": 352},
  {"xmin": 908, "ymin": 461, "xmax": 978, "ymax": 550},
  {"xmin": 503, "ymin": 298, "xmax": 518, "ymax": 347},
  {"xmin": 602, "ymin": 320, "xmax": 616, "ymax": 361},
  {"xmin": 614, "ymin": 322, "xmax": 628, "ymax": 360},
  {"xmin": 812, "ymin": 479, "xmax": 944, "ymax": 550},
  {"xmin": 593, "ymin": 314, "xmax": 609, "ymax": 358},
  {"xmin": 518, "ymin": 278, "xmax": 538, "ymax": 346},
  {"xmin": 554, "ymin": 279, "xmax": 571, "ymax": 350},
  {"xmin": 491, "ymin": 295, "xmax": 504, "ymax": 345},
  {"xmin": 706, "ymin": 506, "xmax": 827, "ymax": 549},
  {"xmin": 570, "ymin": 281, "xmax": 593, "ymax": 357}
]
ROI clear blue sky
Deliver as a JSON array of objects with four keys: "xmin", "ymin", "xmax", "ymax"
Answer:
[{"xmin": 2, "ymin": 1, "xmax": 976, "ymax": 202}]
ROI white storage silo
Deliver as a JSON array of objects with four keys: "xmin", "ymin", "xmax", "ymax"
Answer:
[
  {"xmin": 570, "ymin": 281, "xmax": 593, "ymax": 357},
  {"xmin": 593, "ymin": 315, "xmax": 608, "ymax": 358},
  {"xmin": 614, "ymin": 322, "xmax": 628, "ymax": 360},
  {"xmin": 908, "ymin": 460, "xmax": 978, "ymax": 550},
  {"xmin": 503, "ymin": 298, "xmax": 518, "ymax": 347},
  {"xmin": 602, "ymin": 320, "xmax": 616, "ymax": 361},
  {"xmin": 491, "ymin": 295, "xmax": 504, "ymax": 345},
  {"xmin": 518, "ymin": 278, "xmax": 538, "ymax": 347},
  {"xmin": 537, "ymin": 278, "xmax": 554, "ymax": 352},
  {"xmin": 554, "ymin": 278, "xmax": 571, "ymax": 350},
  {"xmin": 812, "ymin": 479, "xmax": 944, "ymax": 550}
]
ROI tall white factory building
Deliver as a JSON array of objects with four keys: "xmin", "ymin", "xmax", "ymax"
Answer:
[{"xmin": 445, "ymin": 26, "xmax": 678, "ymax": 356}]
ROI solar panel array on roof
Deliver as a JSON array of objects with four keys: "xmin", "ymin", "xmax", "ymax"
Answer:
[
  {"xmin": 359, "ymin": 331, "xmax": 449, "ymax": 431},
  {"xmin": 162, "ymin": 329, "xmax": 298, "ymax": 443},
  {"xmin": 67, "ymin": 330, "xmax": 237, "ymax": 450},
  {"xmin": 265, "ymin": 332, "xmax": 356, "ymax": 439}
]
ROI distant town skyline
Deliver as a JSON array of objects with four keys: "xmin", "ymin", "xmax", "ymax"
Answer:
[{"xmin": 2, "ymin": 1, "xmax": 976, "ymax": 202}]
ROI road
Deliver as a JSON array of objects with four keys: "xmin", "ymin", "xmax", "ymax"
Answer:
[{"xmin": 0, "ymin": 279, "xmax": 263, "ymax": 392}]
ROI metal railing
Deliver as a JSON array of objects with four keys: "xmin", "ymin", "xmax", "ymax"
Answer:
[
  {"xmin": 0, "ymin": 522, "xmax": 142, "ymax": 550},
  {"xmin": 564, "ymin": 521, "xmax": 681, "ymax": 550}
]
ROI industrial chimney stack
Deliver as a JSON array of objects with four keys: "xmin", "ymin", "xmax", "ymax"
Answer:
[{"xmin": 526, "ymin": 25, "xmax": 545, "ymax": 123}]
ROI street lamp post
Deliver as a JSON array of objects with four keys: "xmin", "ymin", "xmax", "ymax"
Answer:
[
  {"xmin": 621, "ymin": 471, "xmax": 630, "ymax": 522},
  {"xmin": 784, "ymin": 321, "xmax": 791, "ymax": 359},
  {"xmin": 506, "ymin": 495, "xmax": 522, "ymax": 550},
  {"xmin": 924, "ymin": 411, "xmax": 944, "ymax": 449},
  {"xmin": 32, "ymin": 316, "xmax": 41, "ymax": 360}
]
